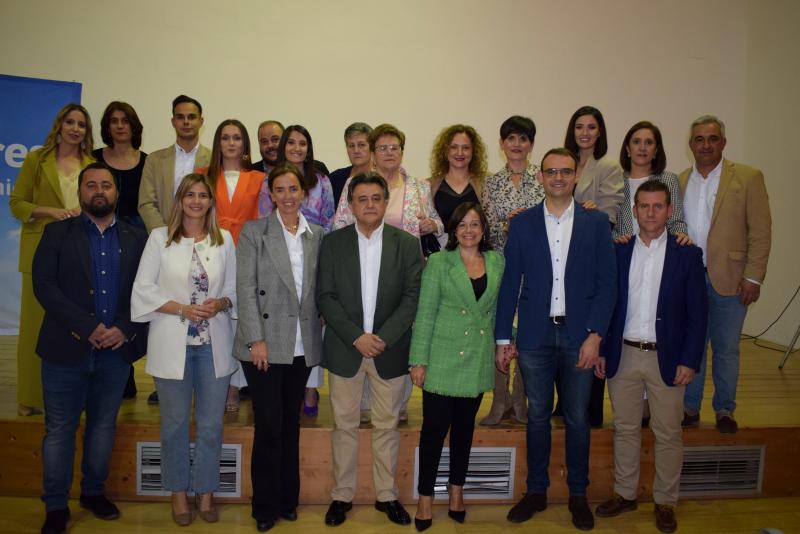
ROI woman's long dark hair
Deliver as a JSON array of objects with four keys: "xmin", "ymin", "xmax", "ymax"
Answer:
[{"xmin": 277, "ymin": 124, "xmax": 318, "ymax": 189}]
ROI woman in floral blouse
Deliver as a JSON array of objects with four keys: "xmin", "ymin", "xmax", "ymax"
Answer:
[
  {"xmin": 479, "ymin": 115, "xmax": 544, "ymax": 426},
  {"xmin": 132, "ymin": 173, "xmax": 237, "ymax": 526}
]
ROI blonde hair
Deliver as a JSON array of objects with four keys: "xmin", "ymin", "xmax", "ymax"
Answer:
[
  {"xmin": 165, "ymin": 173, "xmax": 224, "ymax": 247},
  {"xmin": 429, "ymin": 124, "xmax": 488, "ymax": 183},
  {"xmin": 39, "ymin": 103, "xmax": 94, "ymax": 158}
]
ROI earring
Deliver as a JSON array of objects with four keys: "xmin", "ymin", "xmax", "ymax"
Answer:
[{"xmin": 56, "ymin": 134, "xmax": 61, "ymax": 144}]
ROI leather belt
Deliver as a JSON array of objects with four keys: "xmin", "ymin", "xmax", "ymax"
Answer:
[
  {"xmin": 550, "ymin": 315, "xmax": 566, "ymax": 325},
  {"xmin": 624, "ymin": 339, "xmax": 658, "ymax": 351}
]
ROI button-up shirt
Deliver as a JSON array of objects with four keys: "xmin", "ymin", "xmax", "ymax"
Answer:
[
  {"xmin": 356, "ymin": 222, "xmax": 383, "ymax": 334},
  {"xmin": 174, "ymin": 142, "xmax": 200, "ymax": 194},
  {"xmin": 684, "ymin": 160, "xmax": 722, "ymax": 267},
  {"xmin": 544, "ymin": 199, "xmax": 575, "ymax": 317},
  {"xmin": 277, "ymin": 210, "xmax": 311, "ymax": 357},
  {"xmin": 82, "ymin": 213, "xmax": 121, "ymax": 356},
  {"xmin": 623, "ymin": 230, "xmax": 668, "ymax": 342}
]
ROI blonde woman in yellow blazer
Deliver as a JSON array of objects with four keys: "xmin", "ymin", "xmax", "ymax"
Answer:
[{"xmin": 9, "ymin": 103, "xmax": 95, "ymax": 415}]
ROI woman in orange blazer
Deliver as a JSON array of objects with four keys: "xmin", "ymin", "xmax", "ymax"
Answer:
[
  {"xmin": 199, "ymin": 119, "xmax": 265, "ymax": 410},
  {"xmin": 199, "ymin": 119, "xmax": 265, "ymax": 245}
]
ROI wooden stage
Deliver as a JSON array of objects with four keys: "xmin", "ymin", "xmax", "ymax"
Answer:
[{"xmin": 1, "ymin": 335, "xmax": 799, "ymax": 506}]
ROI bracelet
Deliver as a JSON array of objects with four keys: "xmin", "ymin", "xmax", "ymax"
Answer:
[{"xmin": 179, "ymin": 305, "xmax": 185, "ymax": 322}]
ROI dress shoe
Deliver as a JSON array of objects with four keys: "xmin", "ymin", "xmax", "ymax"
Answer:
[
  {"xmin": 568, "ymin": 495, "xmax": 595, "ymax": 530},
  {"xmin": 280, "ymin": 508, "xmax": 298, "ymax": 521},
  {"xmin": 195, "ymin": 493, "xmax": 218, "ymax": 523},
  {"xmin": 716, "ymin": 414, "xmax": 738, "ymax": 434},
  {"xmin": 41, "ymin": 508, "xmax": 69, "ymax": 534},
  {"xmin": 147, "ymin": 391, "xmax": 159, "ymax": 405},
  {"xmin": 681, "ymin": 411, "xmax": 699, "ymax": 428},
  {"xmin": 325, "ymin": 500, "xmax": 352, "ymax": 526},
  {"xmin": 507, "ymin": 492, "xmax": 547, "ymax": 523},
  {"xmin": 171, "ymin": 493, "xmax": 192, "ymax": 526},
  {"xmin": 79, "ymin": 494, "xmax": 120, "ymax": 520},
  {"xmin": 414, "ymin": 517, "xmax": 432, "ymax": 531},
  {"xmin": 448, "ymin": 509, "xmax": 466, "ymax": 522},
  {"xmin": 256, "ymin": 518, "xmax": 276, "ymax": 532},
  {"xmin": 375, "ymin": 500, "xmax": 411, "ymax": 525},
  {"xmin": 654, "ymin": 504, "xmax": 677, "ymax": 533},
  {"xmin": 595, "ymin": 493, "xmax": 637, "ymax": 517}
]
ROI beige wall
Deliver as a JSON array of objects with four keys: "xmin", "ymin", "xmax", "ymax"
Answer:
[{"xmin": 1, "ymin": 0, "xmax": 796, "ymax": 345}]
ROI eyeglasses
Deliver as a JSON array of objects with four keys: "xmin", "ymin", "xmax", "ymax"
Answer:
[
  {"xmin": 543, "ymin": 168, "xmax": 576, "ymax": 178},
  {"xmin": 375, "ymin": 144, "xmax": 402, "ymax": 154}
]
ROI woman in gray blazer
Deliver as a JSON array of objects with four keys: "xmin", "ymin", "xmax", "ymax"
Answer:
[{"xmin": 234, "ymin": 163, "xmax": 323, "ymax": 532}]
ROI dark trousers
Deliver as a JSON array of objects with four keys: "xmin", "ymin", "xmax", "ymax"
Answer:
[
  {"xmin": 555, "ymin": 366, "xmax": 605, "ymax": 427},
  {"xmin": 242, "ymin": 357, "xmax": 311, "ymax": 522},
  {"xmin": 417, "ymin": 390, "xmax": 483, "ymax": 496}
]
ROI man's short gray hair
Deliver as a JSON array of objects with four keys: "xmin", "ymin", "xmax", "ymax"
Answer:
[{"xmin": 691, "ymin": 115, "xmax": 726, "ymax": 138}]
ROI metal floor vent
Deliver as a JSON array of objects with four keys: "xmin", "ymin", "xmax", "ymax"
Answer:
[
  {"xmin": 136, "ymin": 441, "xmax": 242, "ymax": 497},
  {"xmin": 679, "ymin": 445, "xmax": 764, "ymax": 496},
  {"xmin": 413, "ymin": 446, "xmax": 516, "ymax": 500}
]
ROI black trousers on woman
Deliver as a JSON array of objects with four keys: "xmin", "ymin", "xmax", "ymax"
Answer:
[
  {"xmin": 242, "ymin": 357, "xmax": 311, "ymax": 522},
  {"xmin": 417, "ymin": 390, "xmax": 484, "ymax": 496}
]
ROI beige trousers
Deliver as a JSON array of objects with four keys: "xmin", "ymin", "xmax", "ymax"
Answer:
[
  {"xmin": 608, "ymin": 344, "xmax": 685, "ymax": 505},
  {"xmin": 329, "ymin": 358, "xmax": 406, "ymax": 502}
]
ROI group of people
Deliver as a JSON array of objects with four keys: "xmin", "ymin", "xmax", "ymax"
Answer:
[{"xmin": 9, "ymin": 95, "xmax": 771, "ymax": 534}]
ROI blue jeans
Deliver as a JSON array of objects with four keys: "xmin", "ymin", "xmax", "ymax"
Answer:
[
  {"xmin": 41, "ymin": 351, "xmax": 130, "ymax": 511},
  {"xmin": 154, "ymin": 344, "xmax": 231, "ymax": 493},
  {"xmin": 517, "ymin": 323, "xmax": 594, "ymax": 495},
  {"xmin": 684, "ymin": 275, "xmax": 747, "ymax": 415}
]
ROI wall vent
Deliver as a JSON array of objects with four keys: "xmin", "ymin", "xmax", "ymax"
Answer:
[
  {"xmin": 680, "ymin": 445, "xmax": 764, "ymax": 496},
  {"xmin": 136, "ymin": 441, "xmax": 241, "ymax": 497},
  {"xmin": 413, "ymin": 446, "xmax": 516, "ymax": 500}
]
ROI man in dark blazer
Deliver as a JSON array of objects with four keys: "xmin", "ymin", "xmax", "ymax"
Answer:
[
  {"xmin": 33, "ymin": 162, "xmax": 147, "ymax": 534},
  {"xmin": 594, "ymin": 180, "xmax": 706, "ymax": 533},
  {"xmin": 496, "ymin": 148, "xmax": 616, "ymax": 530},
  {"xmin": 317, "ymin": 172, "xmax": 423, "ymax": 527}
]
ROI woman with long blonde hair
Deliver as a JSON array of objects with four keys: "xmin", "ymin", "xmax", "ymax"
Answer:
[
  {"xmin": 10, "ymin": 103, "xmax": 95, "ymax": 415},
  {"xmin": 132, "ymin": 173, "xmax": 237, "ymax": 526}
]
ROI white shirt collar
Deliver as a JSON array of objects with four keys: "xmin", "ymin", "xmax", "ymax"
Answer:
[
  {"xmin": 691, "ymin": 159, "xmax": 723, "ymax": 180},
  {"xmin": 276, "ymin": 210, "xmax": 312, "ymax": 236},
  {"xmin": 355, "ymin": 221, "xmax": 384, "ymax": 241},
  {"xmin": 636, "ymin": 227, "xmax": 669, "ymax": 249},
  {"xmin": 543, "ymin": 198, "xmax": 575, "ymax": 219},
  {"xmin": 175, "ymin": 142, "xmax": 200, "ymax": 156}
]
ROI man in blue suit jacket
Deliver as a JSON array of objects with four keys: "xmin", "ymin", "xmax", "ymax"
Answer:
[
  {"xmin": 594, "ymin": 180, "xmax": 706, "ymax": 533},
  {"xmin": 33, "ymin": 163, "xmax": 147, "ymax": 534},
  {"xmin": 496, "ymin": 148, "xmax": 616, "ymax": 530}
]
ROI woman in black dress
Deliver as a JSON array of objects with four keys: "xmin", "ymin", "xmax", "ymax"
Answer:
[
  {"xmin": 92, "ymin": 101, "xmax": 147, "ymax": 229},
  {"xmin": 425, "ymin": 124, "xmax": 488, "ymax": 255}
]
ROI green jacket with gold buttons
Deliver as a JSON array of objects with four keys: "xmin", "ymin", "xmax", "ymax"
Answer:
[{"xmin": 409, "ymin": 247, "xmax": 504, "ymax": 397}]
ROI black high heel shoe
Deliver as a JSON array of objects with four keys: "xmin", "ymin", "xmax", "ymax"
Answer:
[
  {"xmin": 447, "ymin": 483, "xmax": 467, "ymax": 522},
  {"xmin": 414, "ymin": 517, "xmax": 432, "ymax": 531}
]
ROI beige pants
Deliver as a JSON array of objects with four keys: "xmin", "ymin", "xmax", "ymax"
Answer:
[
  {"xmin": 329, "ymin": 358, "xmax": 406, "ymax": 502},
  {"xmin": 608, "ymin": 344, "xmax": 684, "ymax": 505}
]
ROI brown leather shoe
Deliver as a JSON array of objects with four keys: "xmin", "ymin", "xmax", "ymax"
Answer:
[
  {"xmin": 595, "ymin": 493, "xmax": 637, "ymax": 517},
  {"xmin": 654, "ymin": 504, "xmax": 677, "ymax": 533}
]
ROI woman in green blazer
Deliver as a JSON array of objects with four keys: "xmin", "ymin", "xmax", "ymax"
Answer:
[
  {"xmin": 9, "ymin": 103, "xmax": 95, "ymax": 415},
  {"xmin": 409, "ymin": 202, "xmax": 504, "ymax": 530}
]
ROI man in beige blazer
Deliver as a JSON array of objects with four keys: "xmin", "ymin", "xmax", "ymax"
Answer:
[
  {"xmin": 680, "ymin": 115, "xmax": 771, "ymax": 434},
  {"xmin": 137, "ymin": 94, "xmax": 210, "ymax": 233}
]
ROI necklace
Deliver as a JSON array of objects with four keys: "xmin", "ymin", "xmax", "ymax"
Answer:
[{"xmin": 286, "ymin": 223, "xmax": 299, "ymax": 233}]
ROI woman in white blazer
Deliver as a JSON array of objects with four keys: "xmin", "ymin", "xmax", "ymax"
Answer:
[{"xmin": 131, "ymin": 173, "xmax": 237, "ymax": 526}]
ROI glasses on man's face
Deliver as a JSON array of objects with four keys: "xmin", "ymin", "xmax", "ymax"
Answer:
[
  {"xmin": 543, "ymin": 168, "xmax": 576, "ymax": 178},
  {"xmin": 376, "ymin": 144, "xmax": 401, "ymax": 154}
]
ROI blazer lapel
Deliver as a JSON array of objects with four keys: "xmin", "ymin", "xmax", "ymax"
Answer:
[
  {"xmin": 41, "ymin": 152, "xmax": 66, "ymax": 208},
  {"xmin": 531, "ymin": 205, "xmax": 553, "ymax": 274},
  {"xmin": 70, "ymin": 219, "xmax": 94, "ymax": 287},
  {"xmin": 710, "ymin": 159, "xmax": 733, "ymax": 229},
  {"xmin": 345, "ymin": 226, "xmax": 363, "ymax": 320},
  {"xmin": 565, "ymin": 204, "xmax": 585, "ymax": 275},
  {"xmin": 448, "ymin": 251, "xmax": 480, "ymax": 314},
  {"xmin": 263, "ymin": 213, "xmax": 299, "ymax": 304},
  {"xmin": 618, "ymin": 240, "xmax": 635, "ymax": 316},
  {"xmin": 478, "ymin": 251, "xmax": 502, "ymax": 307},
  {"xmin": 376, "ymin": 226, "xmax": 395, "ymax": 308},
  {"xmin": 300, "ymin": 227, "xmax": 316, "ymax": 305},
  {"xmin": 657, "ymin": 236, "xmax": 679, "ymax": 314}
]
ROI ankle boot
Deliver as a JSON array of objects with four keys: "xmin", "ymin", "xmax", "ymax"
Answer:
[
  {"xmin": 510, "ymin": 364, "xmax": 528, "ymax": 424},
  {"xmin": 480, "ymin": 369, "xmax": 511, "ymax": 426}
]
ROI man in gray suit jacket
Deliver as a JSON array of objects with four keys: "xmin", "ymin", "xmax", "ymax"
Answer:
[
  {"xmin": 137, "ymin": 94, "xmax": 211, "ymax": 233},
  {"xmin": 317, "ymin": 172, "xmax": 423, "ymax": 527}
]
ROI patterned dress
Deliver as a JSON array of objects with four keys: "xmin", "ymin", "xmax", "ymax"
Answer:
[{"xmin": 481, "ymin": 163, "xmax": 545, "ymax": 253}]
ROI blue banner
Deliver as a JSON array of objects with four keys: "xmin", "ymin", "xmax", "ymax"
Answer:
[{"xmin": 0, "ymin": 74, "xmax": 82, "ymax": 334}]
